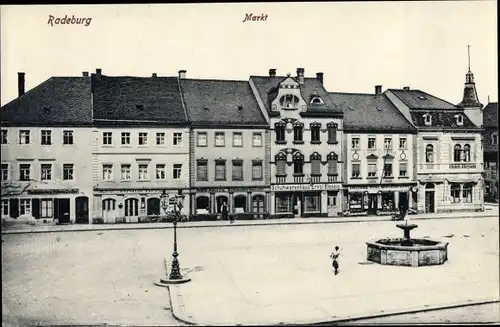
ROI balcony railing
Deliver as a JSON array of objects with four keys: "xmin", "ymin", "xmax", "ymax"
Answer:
[
  {"xmin": 276, "ymin": 176, "xmax": 287, "ymax": 184},
  {"xmin": 449, "ymin": 163, "xmax": 477, "ymax": 169},
  {"xmin": 418, "ymin": 162, "xmax": 481, "ymax": 171},
  {"xmin": 294, "ymin": 175, "xmax": 304, "ymax": 183},
  {"xmin": 310, "ymin": 175, "xmax": 321, "ymax": 183},
  {"xmin": 328, "ymin": 175, "xmax": 338, "ymax": 182}
]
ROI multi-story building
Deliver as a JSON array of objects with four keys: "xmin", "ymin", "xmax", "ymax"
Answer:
[
  {"xmin": 330, "ymin": 86, "xmax": 418, "ymax": 216},
  {"xmin": 250, "ymin": 69, "xmax": 344, "ymax": 218},
  {"xmin": 1, "ymin": 72, "xmax": 94, "ymax": 224},
  {"xmin": 483, "ymin": 102, "xmax": 498, "ymax": 202},
  {"xmin": 91, "ymin": 70, "xmax": 191, "ymax": 223},
  {"xmin": 179, "ymin": 73, "xmax": 270, "ymax": 218},
  {"xmin": 385, "ymin": 67, "xmax": 484, "ymax": 213}
]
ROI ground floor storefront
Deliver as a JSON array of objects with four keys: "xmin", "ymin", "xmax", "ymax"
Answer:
[
  {"xmin": 269, "ymin": 183, "xmax": 343, "ymax": 218},
  {"xmin": 342, "ymin": 183, "xmax": 417, "ymax": 216},
  {"xmin": 190, "ymin": 186, "xmax": 270, "ymax": 219},
  {"xmin": 416, "ymin": 174, "xmax": 484, "ymax": 213}
]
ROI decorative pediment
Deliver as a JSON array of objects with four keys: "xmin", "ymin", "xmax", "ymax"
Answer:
[
  {"xmin": 327, "ymin": 152, "xmax": 338, "ymax": 160},
  {"xmin": 383, "ymin": 154, "xmax": 395, "ymax": 160},
  {"xmin": 367, "ymin": 154, "xmax": 378, "ymax": 160},
  {"xmin": 310, "ymin": 152, "xmax": 321, "ymax": 160}
]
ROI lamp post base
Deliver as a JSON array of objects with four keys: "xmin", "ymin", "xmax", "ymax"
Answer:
[{"xmin": 155, "ymin": 277, "xmax": 192, "ymax": 287}]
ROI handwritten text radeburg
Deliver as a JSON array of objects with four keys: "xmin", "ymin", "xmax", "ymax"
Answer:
[{"xmin": 48, "ymin": 15, "xmax": 92, "ymax": 27}]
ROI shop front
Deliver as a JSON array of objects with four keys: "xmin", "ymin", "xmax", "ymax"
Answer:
[{"xmin": 271, "ymin": 183, "xmax": 342, "ymax": 218}]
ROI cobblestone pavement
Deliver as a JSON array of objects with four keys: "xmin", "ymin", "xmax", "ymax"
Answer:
[{"xmin": 2, "ymin": 217, "xmax": 499, "ymax": 326}]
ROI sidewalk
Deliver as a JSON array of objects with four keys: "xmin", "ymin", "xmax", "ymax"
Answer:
[{"xmin": 2, "ymin": 208, "xmax": 498, "ymax": 235}]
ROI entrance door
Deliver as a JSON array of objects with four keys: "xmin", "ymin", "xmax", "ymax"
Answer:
[
  {"xmin": 147, "ymin": 198, "xmax": 160, "ymax": 216},
  {"xmin": 102, "ymin": 199, "xmax": 117, "ymax": 223},
  {"xmin": 293, "ymin": 194, "xmax": 302, "ymax": 218},
  {"xmin": 399, "ymin": 192, "xmax": 409, "ymax": 212},
  {"xmin": 252, "ymin": 195, "xmax": 265, "ymax": 219},
  {"xmin": 327, "ymin": 193, "xmax": 337, "ymax": 216},
  {"xmin": 125, "ymin": 198, "xmax": 139, "ymax": 221},
  {"xmin": 75, "ymin": 196, "xmax": 89, "ymax": 224},
  {"xmin": 57, "ymin": 198, "xmax": 71, "ymax": 224},
  {"xmin": 425, "ymin": 191, "xmax": 435, "ymax": 213},
  {"xmin": 368, "ymin": 194, "xmax": 378, "ymax": 215}
]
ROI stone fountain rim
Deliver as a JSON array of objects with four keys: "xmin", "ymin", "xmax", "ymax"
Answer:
[{"xmin": 366, "ymin": 238, "xmax": 449, "ymax": 251}]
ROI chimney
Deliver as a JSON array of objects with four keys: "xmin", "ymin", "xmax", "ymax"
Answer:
[
  {"xmin": 96, "ymin": 68, "xmax": 102, "ymax": 76},
  {"xmin": 178, "ymin": 70, "xmax": 187, "ymax": 79},
  {"xmin": 316, "ymin": 72, "xmax": 324, "ymax": 85},
  {"xmin": 82, "ymin": 72, "xmax": 89, "ymax": 77},
  {"xmin": 18, "ymin": 72, "xmax": 25, "ymax": 97},
  {"xmin": 403, "ymin": 86, "xmax": 410, "ymax": 91},
  {"xmin": 375, "ymin": 85, "xmax": 382, "ymax": 95},
  {"xmin": 269, "ymin": 69, "xmax": 276, "ymax": 77},
  {"xmin": 297, "ymin": 68, "xmax": 305, "ymax": 84},
  {"xmin": 152, "ymin": 73, "xmax": 157, "ymax": 78}
]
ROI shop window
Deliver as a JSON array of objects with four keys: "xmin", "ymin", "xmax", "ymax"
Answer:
[
  {"xmin": 275, "ymin": 193, "xmax": 292, "ymax": 213},
  {"xmin": 462, "ymin": 183, "xmax": 473, "ymax": 203},
  {"xmin": 349, "ymin": 193, "xmax": 363, "ymax": 211},
  {"xmin": 381, "ymin": 193, "xmax": 395, "ymax": 211},
  {"xmin": 304, "ymin": 194, "xmax": 320, "ymax": 212},
  {"xmin": 196, "ymin": 196, "xmax": 210, "ymax": 212},
  {"xmin": 451, "ymin": 183, "xmax": 461, "ymax": 203},
  {"xmin": 234, "ymin": 195, "xmax": 247, "ymax": 212}
]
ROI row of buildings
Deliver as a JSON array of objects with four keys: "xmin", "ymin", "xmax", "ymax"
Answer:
[{"xmin": 1, "ymin": 65, "xmax": 497, "ymax": 224}]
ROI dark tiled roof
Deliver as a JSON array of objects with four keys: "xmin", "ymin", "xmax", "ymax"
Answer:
[
  {"xmin": 483, "ymin": 102, "xmax": 498, "ymax": 128},
  {"xmin": 409, "ymin": 111, "xmax": 477, "ymax": 128},
  {"xmin": 1, "ymin": 77, "xmax": 93, "ymax": 126},
  {"xmin": 180, "ymin": 79, "xmax": 268, "ymax": 126},
  {"xmin": 328, "ymin": 92, "xmax": 416, "ymax": 132},
  {"xmin": 91, "ymin": 75, "xmax": 188, "ymax": 125},
  {"xmin": 388, "ymin": 89, "xmax": 458, "ymax": 110},
  {"xmin": 249, "ymin": 76, "xmax": 343, "ymax": 115}
]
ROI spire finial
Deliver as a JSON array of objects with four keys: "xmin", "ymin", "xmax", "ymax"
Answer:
[{"xmin": 467, "ymin": 43, "xmax": 471, "ymax": 71}]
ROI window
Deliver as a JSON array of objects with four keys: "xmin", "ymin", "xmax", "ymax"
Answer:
[
  {"xmin": 102, "ymin": 165, "xmax": 113, "ymax": 181},
  {"xmin": 41, "ymin": 130, "xmax": 52, "ymax": 145},
  {"xmin": 173, "ymin": 133, "xmax": 182, "ymax": 146},
  {"xmin": 103, "ymin": 132, "xmax": 113, "ymax": 145},
  {"xmin": 293, "ymin": 124, "xmax": 303, "ymax": 143},
  {"xmin": 293, "ymin": 153, "xmax": 304, "ymax": 175},
  {"xmin": 233, "ymin": 133, "xmax": 243, "ymax": 147},
  {"xmin": 451, "ymin": 183, "xmax": 461, "ymax": 203},
  {"xmin": 196, "ymin": 161, "xmax": 208, "ymax": 181},
  {"xmin": 399, "ymin": 137, "xmax": 407, "ymax": 149},
  {"xmin": 383, "ymin": 163, "xmax": 393, "ymax": 177},
  {"xmin": 368, "ymin": 162, "xmax": 377, "ymax": 177},
  {"xmin": 173, "ymin": 164, "xmax": 182, "ymax": 179},
  {"xmin": 463, "ymin": 183, "xmax": 473, "ymax": 203},
  {"xmin": 63, "ymin": 130, "xmax": 74, "ymax": 145},
  {"xmin": 41, "ymin": 164, "xmax": 52, "ymax": 181},
  {"xmin": 351, "ymin": 137, "xmax": 360, "ymax": 149},
  {"xmin": 454, "ymin": 144, "xmax": 462, "ymax": 162},
  {"xmin": 327, "ymin": 123, "xmax": 337, "ymax": 144},
  {"xmin": 1, "ymin": 164, "xmax": 8, "ymax": 181},
  {"xmin": 215, "ymin": 132, "xmax": 225, "ymax": 147},
  {"xmin": 275, "ymin": 123, "xmax": 286, "ymax": 143},
  {"xmin": 41, "ymin": 199, "xmax": 53, "ymax": 218},
  {"xmin": 20, "ymin": 164, "xmax": 31, "ymax": 181},
  {"xmin": 310, "ymin": 153, "xmax": 321, "ymax": 176},
  {"xmin": 252, "ymin": 161, "xmax": 263, "ymax": 180},
  {"xmin": 63, "ymin": 164, "xmax": 74, "ymax": 180},
  {"xmin": 138, "ymin": 132, "xmax": 148, "ymax": 145},
  {"xmin": 327, "ymin": 152, "xmax": 338, "ymax": 175},
  {"xmin": 456, "ymin": 114, "xmax": 463, "ymax": 126},
  {"xmin": 1, "ymin": 200, "xmax": 8, "ymax": 217},
  {"xmin": 351, "ymin": 163, "xmax": 360, "ymax": 178},
  {"xmin": 310, "ymin": 123, "xmax": 321, "ymax": 143},
  {"xmin": 280, "ymin": 94, "xmax": 300, "ymax": 109},
  {"xmin": 1, "ymin": 130, "xmax": 7, "ymax": 144},
  {"xmin": 138, "ymin": 164, "xmax": 149, "ymax": 180},
  {"xmin": 121, "ymin": 164, "xmax": 131, "ymax": 180},
  {"xmin": 20, "ymin": 199, "xmax": 31, "ymax": 216},
  {"xmin": 215, "ymin": 161, "xmax": 226, "ymax": 181},
  {"xmin": 425, "ymin": 144, "xmax": 434, "ymax": 163},
  {"xmin": 276, "ymin": 153, "xmax": 287, "ymax": 176},
  {"xmin": 384, "ymin": 137, "xmax": 392, "ymax": 149},
  {"xmin": 368, "ymin": 137, "xmax": 376, "ymax": 150},
  {"xmin": 463, "ymin": 144, "xmax": 471, "ymax": 162},
  {"xmin": 304, "ymin": 194, "xmax": 320, "ymax": 212},
  {"xmin": 156, "ymin": 132, "xmax": 165, "ymax": 145},
  {"xmin": 121, "ymin": 132, "xmax": 131, "ymax": 145},
  {"xmin": 232, "ymin": 160, "xmax": 243, "ymax": 181},
  {"xmin": 424, "ymin": 114, "xmax": 432, "ymax": 126},
  {"xmin": 275, "ymin": 193, "xmax": 292, "ymax": 213},
  {"xmin": 311, "ymin": 97, "xmax": 323, "ymax": 104},
  {"xmin": 492, "ymin": 133, "xmax": 498, "ymax": 146},
  {"xmin": 19, "ymin": 130, "xmax": 30, "ymax": 144},
  {"xmin": 197, "ymin": 132, "xmax": 207, "ymax": 147},
  {"xmin": 399, "ymin": 162, "xmax": 408, "ymax": 177},
  {"xmin": 252, "ymin": 133, "xmax": 262, "ymax": 147},
  {"xmin": 156, "ymin": 164, "xmax": 166, "ymax": 180}
]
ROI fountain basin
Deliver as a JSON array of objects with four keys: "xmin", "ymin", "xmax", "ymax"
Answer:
[{"xmin": 366, "ymin": 238, "xmax": 449, "ymax": 267}]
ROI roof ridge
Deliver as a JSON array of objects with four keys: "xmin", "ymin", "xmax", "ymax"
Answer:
[
  {"xmin": 182, "ymin": 78, "xmax": 248, "ymax": 83},
  {"xmin": 329, "ymin": 91, "xmax": 379, "ymax": 96}
]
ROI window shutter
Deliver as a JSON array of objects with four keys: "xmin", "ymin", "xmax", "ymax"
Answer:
[
  {"xmin": 9, "ymin": 199, "xmax": 19, "ymax": 218},
  {"xmin": 328, "ymin": 159, "xmax": 338, "ymax": 175},
  {"xmin": 328, "ymin": 127, "xmax": 337, "ymax": 143},
  {"xmin": 311, "ymin": 160, "xmax": 321, "ymax": 175},
  {"xmin": 277, "ymin": 160, "xmax": 286, "ymax": 175},
  {"xmin": 32, "ymin": 199, "xmax": 40, "ymax": 219}
]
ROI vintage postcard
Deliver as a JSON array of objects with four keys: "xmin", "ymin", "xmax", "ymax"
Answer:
[{"xmin": 1, "ymin": 2, "xmax": 498, "ymax": 326}]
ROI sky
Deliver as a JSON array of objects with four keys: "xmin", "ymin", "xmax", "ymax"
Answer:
[{"xmin": 1, "ymin": 2, "xmax": 497, "ymax": 107}]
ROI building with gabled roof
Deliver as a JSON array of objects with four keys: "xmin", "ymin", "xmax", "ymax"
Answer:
[
  {"xmin": 482, "ymin": 101, "xmax": 498, "ymax": 202},
  {"xmin": 329, "ymin": 86, "xmax": 418, "ymax": 217},
  {"xmin": 250, "ymin": 68, "xmax": 344, "ymax": 218}
]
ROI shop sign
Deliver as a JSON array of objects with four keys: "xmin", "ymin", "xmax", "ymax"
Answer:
[
  {"xmin": 271, "ymin": 184, "xmax": 341, "ymax": 192},
  {"xmin": 194, "ymin": 187, "xmax": 268, "ymax": 193}
]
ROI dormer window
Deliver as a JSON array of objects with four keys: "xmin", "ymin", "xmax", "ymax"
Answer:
[
  {"xmin": 455, "ymin": 114, "xmax": 463, "ymax": 126},
  {"xmin": 423, "ymin": 114, "xmax": 432, "ymax": 126},
  {"xmin": 280, "ymin": 94, "xmax": 300, "ymax": 109},
  {"xmin": 310, "ymin": 96, "xmax": 324, "ymax": 105}
]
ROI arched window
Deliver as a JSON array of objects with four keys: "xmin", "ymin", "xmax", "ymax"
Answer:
[
  {"xmin": 454, "ymin": 144, "xmax": 462, "ymax": 162},
  {"xmin": 293, "ymin": 152, "xmax": 304, "ymax": 175},
  {"xmin": 102, "ymin": 198, "xmax": 116, "ymax": 211},
  {"xmin": 293, "ymin": 122, "xmax": 304, "ymax": 143},
  {"xmin": 279, "ymin": 94, "xmax": 300, "ymax": 109},
  {"xmin": 425, "ymin": 144, "xmax": 434, "ymax": 163},
  {"xmin": 275, "ymin": 152, "xmax": 287, "ymax": 176},
  {"xmin": 327, "ymin": 152, "xmax": 338, "ymax": 176},
  {"xmin": 492, "ymin": 132, "xmax": 498, "ymax": 146},
  {"xmin": 463, "ymin": 144, "xmax": 471, "ymax": 162},
  {"xmin": 310, "ymin": 152, "xmax": 321, "ymax": 176},
  {"xmin": 310, "ymin": 122, "xmax": 321, "ymax": 143}
]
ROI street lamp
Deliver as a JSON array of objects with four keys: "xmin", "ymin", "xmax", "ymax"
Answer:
[{"xmin": 155, "ymin": 189, "xmax": 191, "ymax": 286}]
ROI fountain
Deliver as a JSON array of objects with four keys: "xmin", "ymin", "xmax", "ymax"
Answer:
[{"xmin": 366, "ymin": 213, "xmax": 448, "ymax": 267}]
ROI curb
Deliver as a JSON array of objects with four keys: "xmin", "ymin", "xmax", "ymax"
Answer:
[{"xmin": 1, "ymin": 213, "xmax": 498, "ymax": 235}]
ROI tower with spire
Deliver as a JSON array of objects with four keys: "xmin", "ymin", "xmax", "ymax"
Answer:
[{"xmin": 457, "ymin": 44, "xmax": 483, "ymax": 127}]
